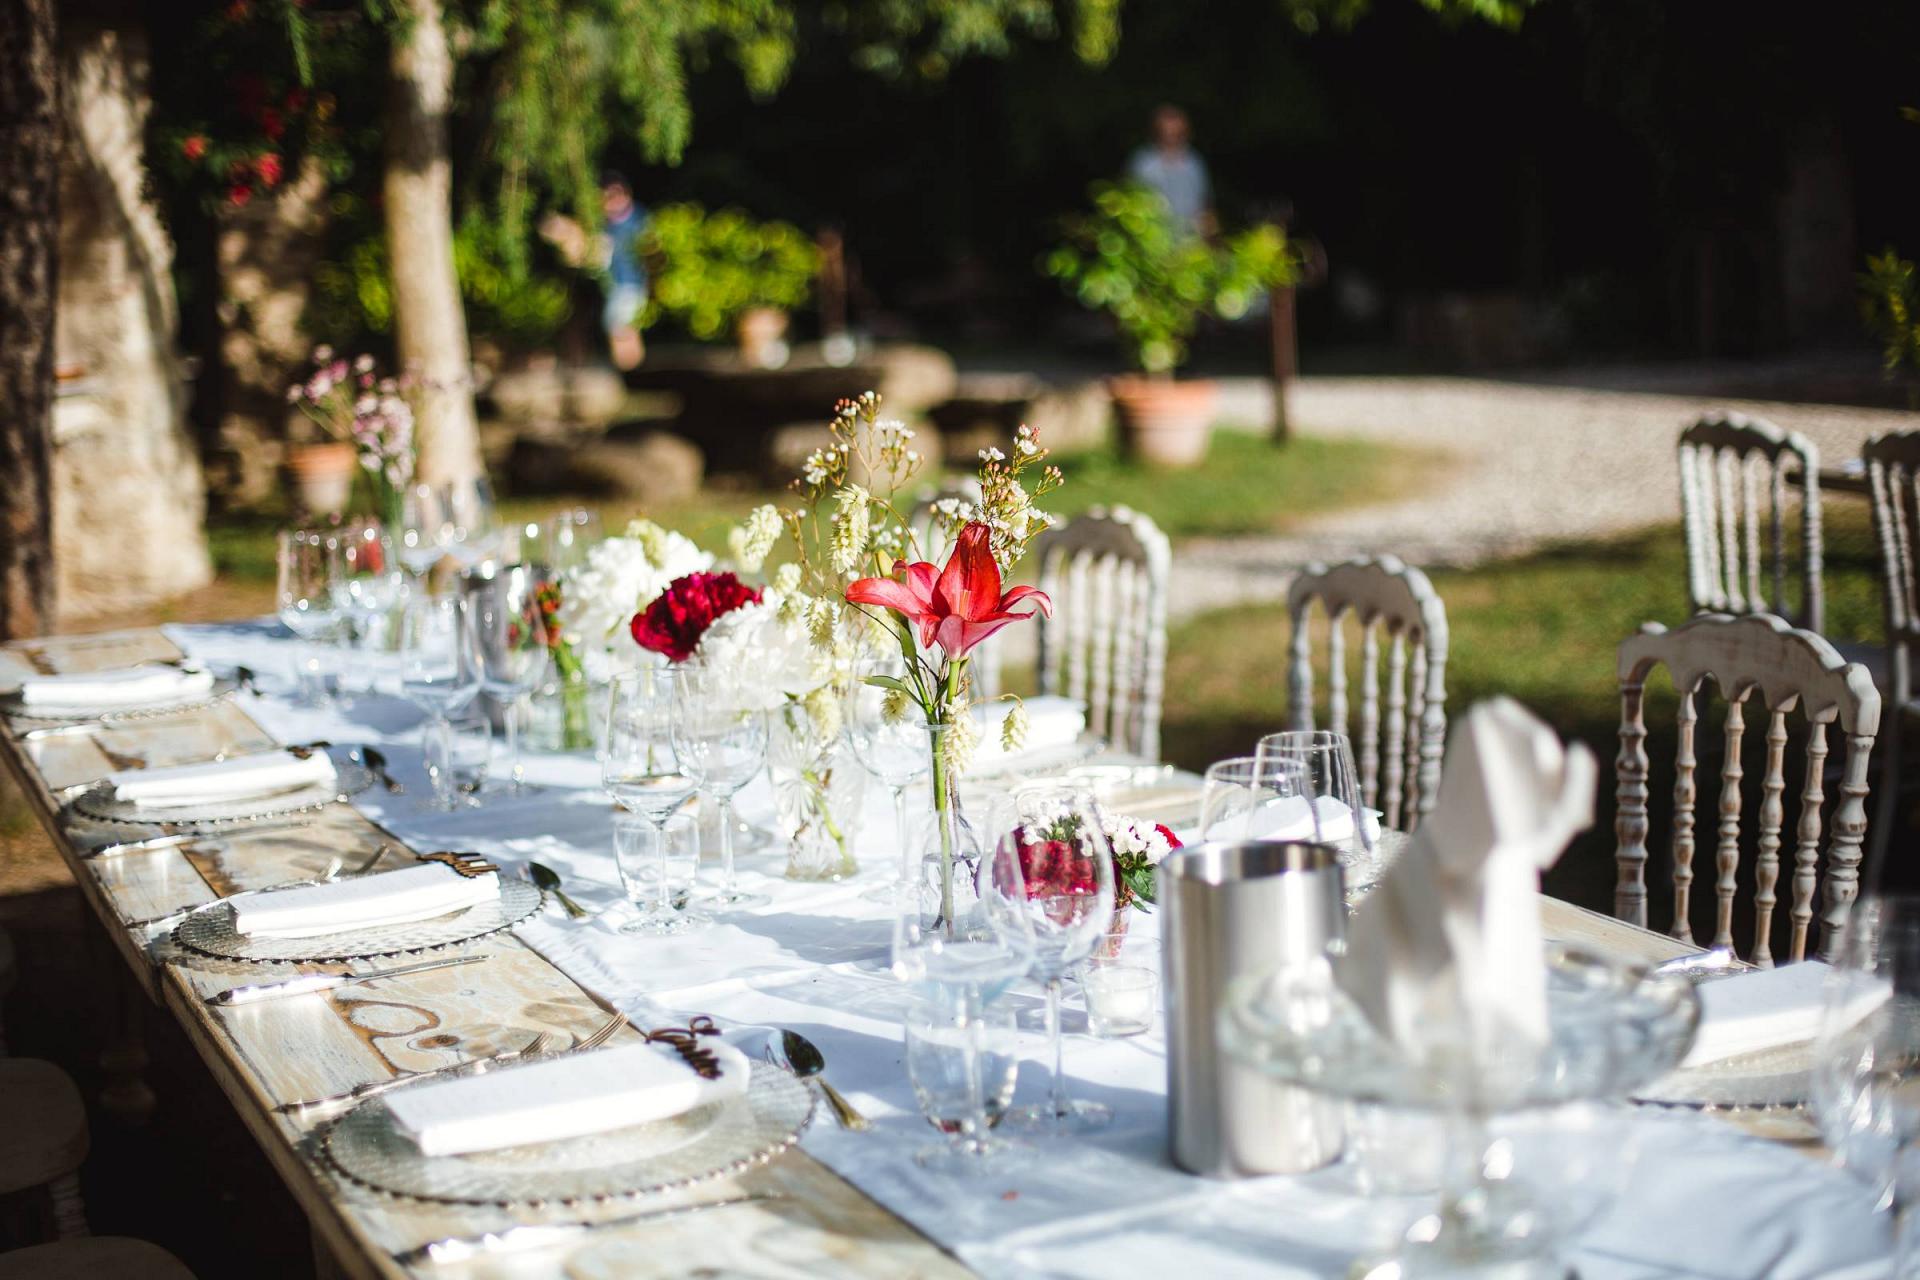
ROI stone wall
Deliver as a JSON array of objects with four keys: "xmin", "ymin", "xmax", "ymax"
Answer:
[{"xmin": 53, "ymin": 20, "xmax": 212, "ymax": 620}]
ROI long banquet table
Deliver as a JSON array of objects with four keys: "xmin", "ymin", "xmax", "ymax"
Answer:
[{"xmin": 0, "ymin": 621, "xmax": 1901, "ymax": 1280}]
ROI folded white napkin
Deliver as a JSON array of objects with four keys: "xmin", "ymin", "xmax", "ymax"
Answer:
[
  {"xmin": 1224, "ymin": 793, "xmax": 1383, "ymax": 845},
  {"xmin": 19, "ymin": 664, "xmax": 214, "ymax": 709},
  {"xmin": 1337, "ymin": 698, "xmax": 1598, "ymax": 1064},
  {"xmin": 1681, "ymin": 961, "xmax": 1891, "ymax": 1068},
  {"xmin": 107, "ymin": 750, "xmax": 336, "ymax": 810},
  {"xmin": 972, "ymin": 695, "xmax": 1087, "ymax": 763},
  {"xmin": 386, "ymin": 1039, "xmax": 751, "ymax": 1156},
  {"xmin": 232, "ymin": 863, "xmax": 499, "ymax": 939}
]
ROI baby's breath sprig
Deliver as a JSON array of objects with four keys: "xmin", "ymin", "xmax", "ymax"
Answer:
[{"xmin": 972, "ymin": 423, "xmax": 1065, "ymax": 572}]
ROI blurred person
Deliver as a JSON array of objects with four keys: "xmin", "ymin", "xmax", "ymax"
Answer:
[
  {"xmin": 1128, "ymin": 104, "xmax": 1215, "ymax": 237},
  {"xmin": 541, "ymin": 172, "xmax": 651, "ymax": 370}
]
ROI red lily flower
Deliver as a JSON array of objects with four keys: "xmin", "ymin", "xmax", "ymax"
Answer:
[{"xmin": 845, "ymin": 522, "xmax": 1051, "ymax": 658}]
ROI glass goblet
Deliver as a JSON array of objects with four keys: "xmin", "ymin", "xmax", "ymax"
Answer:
[
  {"xmin": 1255, "ymin": 729, "xmax": 1382, "ymax": 891},
  {"xmin": 998, "ymin": 783, "xmax": 1117, "ymax": 1136},
  {"xmin": 671, "ymin": 667, "xmax": 771, "ymax": 910},
  {"xmin": 846, "ymin": 666, "xmax": 933, "ymax": 904},
  {"xmin": 602, "ymin": 667, "xmax": 701, "ymax": 935},
  {"xmin": 276, "ymin": 526, "xmax": 344, "ymax": 706}
]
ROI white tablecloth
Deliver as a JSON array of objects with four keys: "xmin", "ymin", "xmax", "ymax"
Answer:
[{"xmin": 166, "ymin": 622, "xmax": 1894, "ymax": 1280}]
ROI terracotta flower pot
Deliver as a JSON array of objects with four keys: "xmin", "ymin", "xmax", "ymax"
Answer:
[
  {"xmin": 284, "ymin": 442, "xmax": 357, "ymax": 516},
  {"xmin": 1109, "ymin": 376, "xmax": 1217, "ymax": 468},
  {"xmin": 736, "ymin": 307, "xmax": 791, "ymax": 370}
]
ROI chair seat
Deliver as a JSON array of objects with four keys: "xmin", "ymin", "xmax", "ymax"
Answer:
[
  {"xmin": 0, "ymin": 1238, "xmax": 195, "ymax": 1280},
  {"xmin": 0, "ymin": 1061, "xmax": 86, "ymax": 1197}
]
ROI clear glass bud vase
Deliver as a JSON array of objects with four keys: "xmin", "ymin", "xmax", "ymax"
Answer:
[
  {"xmin": 918, "ymin": 723, "xmax": 984, "ymax": 934},
  {"xmin": 770, "ymin": 701, "xmax": 867, "ymax": 880}
]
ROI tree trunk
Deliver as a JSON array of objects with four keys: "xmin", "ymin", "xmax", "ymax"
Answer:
[
  {"xmin": 54, "ymin": 15, "xmax": 211, "ymax": 620},
  {"xmin": 0, "ymin": 0, "xmax": 58, "ymax": 639},
  {"xmin": 383, "ymin": 0, "xmax": 480, "ymax": 486}
]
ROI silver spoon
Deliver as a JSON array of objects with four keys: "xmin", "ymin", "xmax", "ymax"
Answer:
[{"xmin": 767, "ymin": 1030, "xmax": 867, "ymax": 1131}]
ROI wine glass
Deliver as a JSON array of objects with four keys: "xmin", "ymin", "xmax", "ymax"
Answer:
[
  {"xmin": 396, "ymin": 595, "xmax": 481, "ymax": 811},
  {"xmin": 602, "ymin": 667, "xmax": 704, "ymax": 935},
  {"xmin": 1255, "ymin": 730, "xmax": 1382, "ymax": 891},
  {"xmin": 1815, "ymin": 895, "xmax": 1920, "ymax": 1270},
  {"xmin": 397, "ymin": 484, "xmax": 450, "ymax": 580},
  {"xmin": 276, "ymin": 527, "xmax": 343, "ymax": 706},
  {"xmin": 541, "ymin": 508, "xmax": 602, "ymax": 573},
  {"xmin": 1198, "ymin": 755, "xmax": 1314, "ymax": 842},
  {"xmin": 846, "ymin": 661, "xmax": 933, "ymax": 904},
  {"xmin": 468, "ymin": 564, "xmax": 553, "ymax": 796},
  {"xmin": 998, "ymin": 783, "xmax": 1117, "ymax": 1135},
  {"xmin": 332, "ymin": 520, "xmax": 408, "ymax": 655},
  {"xmin": 892, "ymin": 811, "xmax": 1036, "ymax": 1171},
  {"xmin": 442, "ymin": 476, "xmax": 500, "ymax": 569},
  {"xmin": 672, "ymin": 667, "xmax": 771, "ymax": 910}
]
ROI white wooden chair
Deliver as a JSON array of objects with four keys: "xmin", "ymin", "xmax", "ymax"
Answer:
[
  {"xmin": 1032, "ymin": 506, "xmax": 1171, "ymax": 761},
  {"xmin": 0, "ymin": 1059, "xmax": 90, "ymax": 1241},
  {"xmin": 1865, "ymin": 430, "xmax": 1920, "ymax": 720},
  {"xmin": 1285, "ymin": 555, "xmax": 1448, "ymax": 832},
  {"xmin": 1614, "ymin": 612, "xmax": 1880, "ymax": 966},
  {"xmin": 1678, "ymin": 413, "xmax": 1824, "ymax": 631}
]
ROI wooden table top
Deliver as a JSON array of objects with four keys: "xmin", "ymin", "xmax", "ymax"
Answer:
[{"xmin": 0, "ymin": 625, "xmax": 1702, "ymax": 1278}]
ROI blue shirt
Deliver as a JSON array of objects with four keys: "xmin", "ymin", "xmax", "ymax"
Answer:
[{"xmin": 607, "ymin": 205, "xmax": 648, "ymax": 288}]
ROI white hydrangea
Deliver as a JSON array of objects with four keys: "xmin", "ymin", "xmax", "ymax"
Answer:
[
  {"xmin": 556, "ymin": 528, "xmax": 712, "ymax": 660},
  {"xmin": 691, "ymin": 593, "xmax": 831, "ymax": 710}
]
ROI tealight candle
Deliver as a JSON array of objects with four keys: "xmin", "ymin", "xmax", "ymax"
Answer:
[{"xmin": 1081, "ymin": 964, "xmax": 1157, "ymax": 1037}]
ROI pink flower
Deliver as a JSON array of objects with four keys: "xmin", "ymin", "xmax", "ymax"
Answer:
[{"xmin": 844, "ymin": 522, "xmax": 1050, "ymax": 659}]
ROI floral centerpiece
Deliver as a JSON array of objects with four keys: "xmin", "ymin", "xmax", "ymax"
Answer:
[
  {"xmin": 285, "ymin": 346, "xmax": 415, "ymax": 525},
  {"xmin": 535, "ymin": 519, "xmax": 712, "ymax": 749},
  {"xmin": 839, "ymin": 412, "xmax": 1066, "ymax": 930}
]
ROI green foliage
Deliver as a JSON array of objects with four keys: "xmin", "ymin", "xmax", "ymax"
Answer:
[
  {"xmin": 1276, "ymin": 0, "xmax": 1541, "ymax": 32},
  {"xmin": 1861, "ymin": 249, "xmax": 1920, "ymax": 384},
  {"xmin": 1044, "ymin": 184, "xmax": 1299, "ymax": 375},
  {"xmin": 455, "ymin": 0, "xmax": 800, "ymax": 272},
  {"xmin": 641, "ymin": 204, "xmax": 822, "ymax": 339},
  {"xmin": 829, "ymin": 0, "xmax": 1119, "ymax": 77},
  {"xmin": 312, "ymin": 213, "xmax": 572, "ymax": 346}
]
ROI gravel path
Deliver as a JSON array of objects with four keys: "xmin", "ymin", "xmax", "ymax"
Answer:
[{"xmin": 1166, "ymin": 375, "xmax": 1920, "ymax": 620}]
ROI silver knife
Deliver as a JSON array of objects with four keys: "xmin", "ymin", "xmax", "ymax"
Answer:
[
  {"xmin": 276, "ymin": 1039, "xmax": 541, "ymax": 1115},
  {"xmin": 84, "ymin": 818, "xmax": 317, "ymax": 860},
  {"xmin": 392, "ymin": 1195, "xmax": 778, "ymax": 1267},
  {"xmin": 206, "ymin": 955, "xmax": 486, "ymax": 1007}
]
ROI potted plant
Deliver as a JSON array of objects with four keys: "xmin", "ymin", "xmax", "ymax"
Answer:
[
  {"xmin": 285, "ymin": 347, "xmax": 415, "ymax": 523},
  {"xmin": 1046, "ymin": 184, "xmax": 1298, "ymax": 466},
  {"xmin": 642, "ymin": 204, "xmax": 822, "ymax": 369}
]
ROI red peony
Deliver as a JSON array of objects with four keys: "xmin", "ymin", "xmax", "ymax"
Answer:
[
  {"xmin": 226, "ymin": 183, "xmax": 253, "ymax": 208},
  {"xmin": 255, "ymin": 152, "xmax": 283, "ymax": 186},
  {"xmin": 629, "ymin": 572, "xmax": 762, "ymax": 663},
  {"xmin": 180, "ymin": 135, "xmax": 207, "ymax": 162}
]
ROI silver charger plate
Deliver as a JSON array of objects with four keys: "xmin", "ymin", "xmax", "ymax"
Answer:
[
  {"xmin": 1632, "ymin": 1040, "xmax": 1812, "ymax": 1110},
  {"xmin": 2, "ymin": 672, "xmax": 240, "ymax": 726},
  {"xmin": 318, "ymin": 1059, "xmax": 814, "ymax": 1206},
  {"xmin": 172, "ymin": 876, "xmax": 544, "ymax": 965},
  {"xmin": 66, "ymin": 754, "xmax": 374, "ymax": 829}
]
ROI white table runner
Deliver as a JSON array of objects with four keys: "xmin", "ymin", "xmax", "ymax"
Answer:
[{"xmin": 164, "ymin": 622, "xmax": 1894, "ymax": 1279}]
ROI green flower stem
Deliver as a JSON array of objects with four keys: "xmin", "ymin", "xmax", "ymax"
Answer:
[{"xmin": 800, "ymin": 766, "xmax": 849, "ymax": 857}]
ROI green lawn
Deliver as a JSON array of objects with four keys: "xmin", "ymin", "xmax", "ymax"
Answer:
[{"xmin": 1159, "ymin": 505, "xmax": 1890, "ymax": 921}]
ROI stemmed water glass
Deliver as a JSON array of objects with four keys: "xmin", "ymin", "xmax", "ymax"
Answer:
[
  {"xmin": 1198, "ymin": 755, "xmax": 1314, "ymax": 842},
  {"xmin": 846, "ymin": 662, "xmax": 933, "ymax": 904},
  {"xmin": 397, "ymin": 484, "xmax": 450, "ymax": 581},
  {"xmin": 276, "ymin": 527, "xmax": 343, "ymax": 706},
  {"xmin": 1815, "ymin": 895, "xmax": 1920, "ymax": 1271},
  {"xmin": 892, "ymin": 812, "xmax": 1036, "ymax": 1171},
  {"xmin": 671, "ymin": 667, "xmax": 771, "ymax": 910},
  {"xmin": 442, "ymin": 476, "xmax": 500, "ymax": 570},
  {"xmin": 602, "ymin": 668, "xmax": 704, "ymax": 935},
  {"xmin": 396, "ymin": 595, "xmax": 482, "ymax": 810},
  {"xmin": 998, "ymin": 783, "xmax": 1116, "ymax": 1135},
  {"xmin": 1255, "ymin": 730, "xmax": 1382, "ymax": 890},
  {"xmin": 332, "ymin": 520, "xmax": 408, "ymax": 655},
  {"xmin": 469, "ymin": 564, "xmax": 553, "ymax": 796}
]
